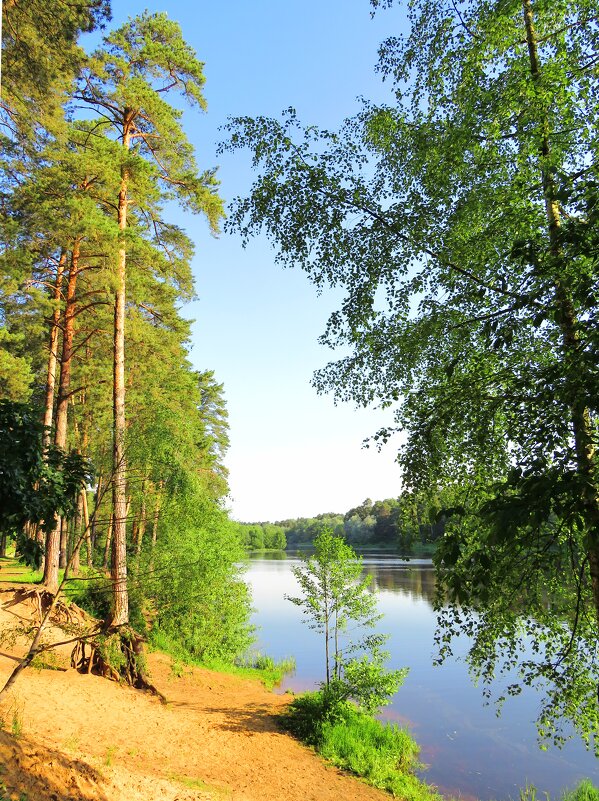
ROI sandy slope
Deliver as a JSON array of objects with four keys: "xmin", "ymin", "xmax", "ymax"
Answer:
[{"xmin": 0, "ymin": 586, "xmax": 390, "ymax": 801}]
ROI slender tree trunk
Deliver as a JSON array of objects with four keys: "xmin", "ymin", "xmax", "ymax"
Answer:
[
  {"xmin": 334, "ymin": 607, "xmax": 340, "ymax": 680},
  {"xmin": 71, "ymin": 491, "xmax": 84, "ymax": 574},
  {"xmin": 43, "ymin": 242, "xmax": 81, "ymax": 593},
  {"xmin": 523, "ymin": 0, "xmax": 599, "ymax": 624},
  {"xmin": 0, "ymin": 534, "xmax": 7, "ymax": 559},
  {"xmin": 90, "ymin": 474, "xmax": 103, "ymax": 551},
  {"xmin": 135, "ymin": 479, "xmax": 147, "ymax": 559},
  {"xmin": 148, "ymin": 485, "xmax": 162, "ymax": 571},
  {"xmin": 324, "ymin": 583, "xmax": 330, "ymax": 687},
  {"xmin": 81, "ymin": 489, "xmax": 92, "ymax": 568},
  {"xmin": 42, "ymin": 250, "xmax": 66, "ymax": 448},
  {"xmin": 103, "ymin": 514, "xmax": 113, "ymax": 572},
  {"xmin": 53, "ymin": 241, "xmax": 80, "ymax": 451},
  {"xmin": 150, "ymin": 481, "xmax": 163, "ymax": 551},
  {"xmin": 325, "ymin": 617, "xmax": 330, "ymax": 687},
  {"xmin": 110, "ymin": 117, "xmax": 132, "ymax": 627},
  {"xmin": 37, "ymin": 526, "xmax": 45, "ymax": 571},
  {"xmin": 43, "ymin": 524, "xmax": 60, "ymax": 593},
  {"xmin": 58, "ymin": 517, "xmax": 68, "ymax": 570}
]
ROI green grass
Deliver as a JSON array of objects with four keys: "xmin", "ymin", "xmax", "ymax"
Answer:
[
  {"xmin": 0, "ymin": 557, "xmax": 43, "ymax": 584},
  {"xmin": 149, "ymin": 629, "xmax": 295, "ymax": 690},
  {"xmin": 280, "ymin": 690, "xmax": 441, "ymax": 801},
  {"xmin": 513, "ymin": 783, "xmax": 599, "ymax": 801},
  {"xmin": 205, "ymin": 652, "xmax": 296, "ymax": 690},
  {"xmin": 560, "ymin": 781, "xmax": 599, "ymax": 801},
  {"xmin": 0, "ymin": 555, "xmax": 70, "ymax": 586},
  {"xmin": 13, "ymin": 568, "xmax": 43, "ymax": 584}
]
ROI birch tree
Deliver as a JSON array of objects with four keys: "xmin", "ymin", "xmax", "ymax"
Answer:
[{"xmin": 225, "ymin": 0, "xmax": 599, "ymax": 748}]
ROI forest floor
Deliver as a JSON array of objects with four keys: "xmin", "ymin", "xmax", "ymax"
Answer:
[{"xmin": 0, "ymin": 579, "xmax": 390, "ymax": 801}]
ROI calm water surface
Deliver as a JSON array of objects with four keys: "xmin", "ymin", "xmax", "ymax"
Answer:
[{"xmin": 245, "ymin": 553, "xmax": 598, "ymax": 800}]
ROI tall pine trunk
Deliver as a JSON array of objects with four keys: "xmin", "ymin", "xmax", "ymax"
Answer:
[
  {"xmin": 42, "ymin": 250, "xmax": 66, "ymax": 448},
  {"xmin": 110, "ymin": 116, "xmax": 132, "ymax": 626}
]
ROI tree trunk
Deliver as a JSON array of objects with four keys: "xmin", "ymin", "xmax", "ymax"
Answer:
[
  {"xmin": 42, "ymin": 250, "xmax": 66, "ymax": 448},
  {"xmin": 334, "ymin": 607, "xmax": 340, "ymax": 680},
  {"xmin": 148, "ymin": 483, "xmax": 163, "ymax": 571},
  {"xmin": 81, "ymin": 489, "xmax": 92, "ymax": 568},
  {"xmin": 110, "ymin": 116, "xmax": 132, "ymax": 627},
  {"xmin": 58, "ymin": 517, "xmax": 68, "ymax": 570},
  {"xmin": 103, "ymin": 514, "xmax": 113, "ymax": 572},
  {"xmin": 150, "ymin": 483, "xmax": 163, "ymax": 549},
  {"xmin": 324, "ymin": 583, "xmax": 330, "ymax": 687},
  {"xmin": 522, "ymin": 0, "xmax": 599, "ymax": 624},
  {"xmin": 37, "ymin": 526, "xmax": 45, "ymax": 572},
  {"xmin": 43, "ymin": 242, "xmax": 80, "ymax": 593},
  {"xmin": 53, "ymin": 241, "xmax": 80, "ymax": 452},
  {"xmin": 90, "ymin": 474, "xmax": 103, "ymax": 552},
  {"xmin": 71, "ymin": 490, "xmax": 84, "ymax": 574},
  {"xmin": 135, "ymin": 479, "xmax": 147, "ymax": 559}
]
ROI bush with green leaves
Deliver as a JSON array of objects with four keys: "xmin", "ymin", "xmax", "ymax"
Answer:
[
  {"xmin": 65, "ymin": 473, "xmax": 253, "ymax": 666},
  {"xmin": 341, "ymin": 643, "xmax": 408, "ymax": 715},
  {"xmin": 147, "ymin": 481, "xmax": 253, "ymax": 663},
  {"xmin": 281, "ymin": 689, "xmax": 439, "ymax": 801}
]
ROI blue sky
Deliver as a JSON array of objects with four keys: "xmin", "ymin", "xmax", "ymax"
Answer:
[{"xmin": 93, "ymin": 0, "xmax": 409, "ymax": 521}]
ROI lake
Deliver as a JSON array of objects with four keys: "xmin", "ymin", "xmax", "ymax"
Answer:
[{"xmin": 245, "ymin": 552, "xmax": 598, "ymax": 800}]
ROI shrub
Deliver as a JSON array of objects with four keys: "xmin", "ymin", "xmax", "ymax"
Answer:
[
  {"xmin": 280, "ymin": 688, "xmax": 440, "ymax": 801},
  {"xmin": 280, "ymin": 687, "xmax": 352, "ymax": 745}
]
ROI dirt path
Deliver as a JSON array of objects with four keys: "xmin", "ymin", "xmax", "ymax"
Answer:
[{"xmin": 0, "ymin": 589, "xmax": 390, "ymax": 801}]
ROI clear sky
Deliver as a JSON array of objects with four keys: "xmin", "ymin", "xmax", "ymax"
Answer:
[{"xmin": 91, "ymin": 0, "xmax": 409, "ymax": 522}]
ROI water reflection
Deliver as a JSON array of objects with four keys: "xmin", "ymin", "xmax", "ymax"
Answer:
[
  {"xmin": 363, "ymin": 561, "xmax": 437, "ymax": 602},
  {"xmin": 245, "ymin": 553, "xmax": 598, "ymax": 800}
]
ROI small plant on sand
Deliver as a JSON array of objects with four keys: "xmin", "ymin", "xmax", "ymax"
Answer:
[
  {"xmin": 10, "ymin": 706, "xmax": 23, "ymax": 739},
  {"xmin": 62, "ymin": 734, "xmax": 80, "ymax": 752},
  {"xmin": 171, "ymin": 775, "xmax": 231, "ymax": 799},
  {"xmin": 170, "ymin": 658, "xmax": 191, "ymax": 679},
  {"xmin": 0, "ymin": 700, "xmax": 24, "ymax": 739}
]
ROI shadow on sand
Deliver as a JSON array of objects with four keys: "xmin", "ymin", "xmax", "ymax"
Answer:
[{"xmin": 0, "ymin": 729, "xmax": 110, "ymax": 801}]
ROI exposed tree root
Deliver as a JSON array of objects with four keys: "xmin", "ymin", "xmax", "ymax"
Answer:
[
  {"xmin": 1, "ymin": 587, "xmax": 84, "ymax": 627},
  {"xmin": 0, "ymin": 588, "xmax": 166, "ymax": 705},
  {"xmin": 71, "ymin": 626, "xmax": 167, "ymax": 704}
]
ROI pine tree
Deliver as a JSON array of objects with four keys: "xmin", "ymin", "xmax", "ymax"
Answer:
[{"xmin": 74, "ymin": 11, "xmax": 223, "ymax": 625}]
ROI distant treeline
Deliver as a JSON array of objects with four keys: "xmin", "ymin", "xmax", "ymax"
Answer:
[{"xmin": 236, "ymin": 494, "xmax": 447, "ymax": 553}]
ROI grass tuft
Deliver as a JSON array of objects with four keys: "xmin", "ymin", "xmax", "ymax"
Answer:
[{"xmin": 560, "ymin": 782, "xmax": 599, "ymax": 801}]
